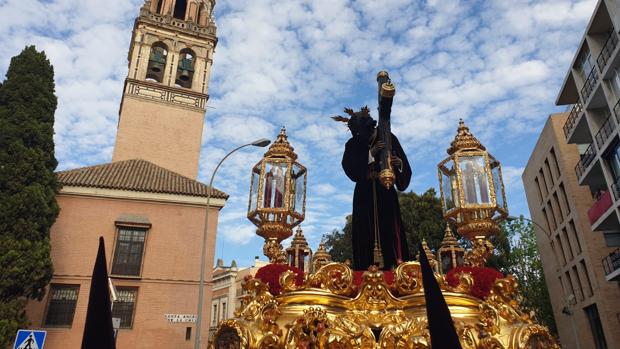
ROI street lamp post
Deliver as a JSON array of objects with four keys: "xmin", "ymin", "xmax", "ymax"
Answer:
[
  {"xmin": 506, "ymin": 215, "xmax": 581, "ymax": 349},
  {"xmin": 194, "ymin": 138, "xmax": 271, "ymax": 349}
]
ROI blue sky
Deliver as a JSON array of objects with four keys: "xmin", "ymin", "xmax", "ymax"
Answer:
[{"xmin": 0, "ymin": 0, "xmax": 597, "ymax": 267}]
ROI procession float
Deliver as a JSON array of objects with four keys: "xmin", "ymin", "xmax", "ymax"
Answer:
[{"xmin": 208, "ymin": 73, "xmax": 559, "ymax": 349}]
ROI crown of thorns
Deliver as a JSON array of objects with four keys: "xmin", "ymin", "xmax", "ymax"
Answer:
[{"xmin": 331, "ymin": 106, "xmax": 371, "ymax": 125}]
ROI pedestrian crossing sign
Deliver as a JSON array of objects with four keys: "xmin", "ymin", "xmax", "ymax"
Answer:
[{"xmin": 13, "ymin": 330, "xmax": 46, "ymax": 349}]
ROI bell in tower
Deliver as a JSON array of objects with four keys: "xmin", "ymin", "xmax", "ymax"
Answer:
[{"xmin": 112, "ymin": 0, "xmax": 218, "ymax": 179}]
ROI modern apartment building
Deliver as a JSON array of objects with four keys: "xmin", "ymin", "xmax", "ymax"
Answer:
[
  {"xmin": 523, "ymin": 113, "xmax": 620, "ymax": 349},
  {"xmin": 557, "ymin": 0, "xmax": 620, "ymax": 283}
]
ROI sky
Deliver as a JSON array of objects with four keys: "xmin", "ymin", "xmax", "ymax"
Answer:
[{"xmin": 0, "ymin": 0, "xmax": 597, "ymax": 267}]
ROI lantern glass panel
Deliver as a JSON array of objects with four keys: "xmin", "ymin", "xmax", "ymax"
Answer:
[
  {"xmin": 250, "ymin": 170, "xmax": 260, "ymax": 212},
  {"xmin": 261, "ymin": 162, "xmax": 288, "ymax": 209},
  {"xmin": 459, "ymin": 155, "xmax": 491, "ymax": 205},
  {"xmin": 441, "ymin": 163, "xmax": 457, "ymax": 211},
  {"xmin": 293, "ymin": 170, "xmax": 306, "ymax": 215},
  {"xmin": 492, "ymin": 165, "xmax": 505, "ymax": 209},
  {"xmin": 441, "ymin": 252, "xmax": 452, "ymax": 273}
]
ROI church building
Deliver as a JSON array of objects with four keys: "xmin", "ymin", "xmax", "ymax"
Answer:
[{"xmin": 25, "ymin": 0, "xmax": 226, "ymax": 348}]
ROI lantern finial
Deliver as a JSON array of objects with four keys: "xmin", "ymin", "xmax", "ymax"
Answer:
[
  {"xmin": 264, "ymin": 127, "xmax": 298, "ymax": 160},
  {"xmin": 440, "ymin": 225, "xmax": 459, "ymax": 248},
  {"xmin": 447, "ymin": 119, "xmax": 486, "ymax": 155},
  {"xmin": 311, "ymin": 241, "xmax": 332, "ymax": 272}
]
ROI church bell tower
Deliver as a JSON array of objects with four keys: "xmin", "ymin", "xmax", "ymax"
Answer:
[{"xmin": 112, "ymin": 0, "xmax": 217, "ymax": 179}]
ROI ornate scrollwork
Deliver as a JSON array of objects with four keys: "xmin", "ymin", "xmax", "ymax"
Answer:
[
  {"xmin": 465, "ymin": 237, "xmax": 494, "ymax": 267},
  {"xmin": 392, "ymin": 262, "xmax": 422, "ymax": 295},
  {"xmin": 349, "ymin": 266, "xmax": 406, "ymax": 311},
  {"xmin": 235, "ymin": 277, "xmax": 276, "ymax": 321},
  {"xmin": 444, "ymin": 270, "xmax": 475, "ymax": 294},
  {"xmin": 305, "ymin": 262, "xmax": 356, "ymax": 296},
  {"xmin": 485, "ymin": 275, "xmax": 529, "ymax": 324},
  {"xmin": 378, "ymin": 315, "xmax": 429, "ymax": 349},
  {"xmin": 514, "ymin": 324, "xmax": 560, "ymax": 349}
]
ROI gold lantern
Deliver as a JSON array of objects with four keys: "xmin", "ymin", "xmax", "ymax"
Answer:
[
  {"xmin": 286, "ymin": 226, "xmax": 312, "ymax": 273},
  {"xmin": 437, "ymin": 120, "xmax": 508, "ymax": 240},
  {"xmin": 437, "ymin": 225, "xmax": 465, "ymax": 274},
  {"xmin": 247, "ymin": 127, "xmax": 307, "ymax": 262}
]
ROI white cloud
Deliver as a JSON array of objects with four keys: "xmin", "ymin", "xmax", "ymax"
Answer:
[{"xmin": 0, "ymin": 0, "xmax": 598, "ymax": 266}]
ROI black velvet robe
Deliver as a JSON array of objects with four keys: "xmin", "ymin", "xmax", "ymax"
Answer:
[{"xmin": 342, "ymin": 133, "xmax": 412, "ymax": 270}]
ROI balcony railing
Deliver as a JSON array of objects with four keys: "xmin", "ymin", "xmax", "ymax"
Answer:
[
  {"xmin": 614, "ymin": 99, "xmax": 620, "ymax": 125},
  {"xmin": 602, "ymin": 248, "xmax": 620, "ymax": 276},
  {"xmin": 563, "ymin": 102, "xmax": 584, "ymax": 140},
  {"xmin": 575, "ymin": 142, "xmax": 597, "ymax": 180},
  {"xmin": 581, "ymin": 67, "xmax": 599, "ymax": 102},
  {"xmin": 594, "ymin": 110, "xmax": 615, "ymax": 149},
  {"xmin": 597, "ymin": 31, "xmax": 619, "ymax": 72}
]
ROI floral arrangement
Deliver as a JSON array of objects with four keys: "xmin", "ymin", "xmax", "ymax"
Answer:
[
  {"xmin": 255, "ymin": 263, "xmax": 304, "ymax": 295},
  {"xmin": 446, "ymin": 266, "xmax": 504, "ymax": 299}
]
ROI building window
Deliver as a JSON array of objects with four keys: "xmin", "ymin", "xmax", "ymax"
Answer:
[
  {"xmin": 534, "ymin": 177, "xmax": 543, "ymax": 203},
  {"xmin": 568, "ymin": 220, "xmax": 582, "ymax": 254},
  {"xmin": 577, "ymin": 47, "xmax": 594, "ymax": 82},
  {"xmin": 571, "ymin": 266, "xmax": 584, "ymax": 301},
  {"xmin": 555, "ymin": 235, "xmax": 566, "ymax": 265},
  {"xmin": 579, "ymin": 260, "xmax": 594, "ymax": 298},
  {"xmin": 561, "ymin": 228, "xmax": 574, "ymax": 261},
  {"xmin": 221, "ymin": 301, "xmax": 227, "ymax": 321},
  {"xmin": 559, "ymin": 183, "xmax": 571, "ymax": 215},
  {"xmin": 610, "ymin": 67, "xmax": 620, "ymax": 99},
  {"xmin": 112, "ymin": 227, "xmax": 147, "ymax": 276},
  {"xmin": 538, "ymin": 170, "xmax": 549, "ymax": 197},
  {"xmin": 44, "ymin": 285, "xmax": 79, "ymax": 327},
  {"xmin": 544, "ymin": 159, "xmax": 555, "ymax": 187},
  {"xmin": 584, "ymin": 304, "xmax": 608, "ymax": 349},
  {"xmin": 112, "ymin": 287, "xmax": 138, "ymax": 329},
  {"xmin": 550, "ymin": 148, "xmax": 561, "ymax": 179},
  {"xmin": 211, "ymin": 304, "xmax": 218, "ymax": 326},
  {"xmin": 186, "ymin": 327, "xmax": 192, "ymax": 341}
]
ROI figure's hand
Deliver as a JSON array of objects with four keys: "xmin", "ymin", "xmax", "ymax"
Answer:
[
  {"xmin": 370, "ymin": 141, "xmax": 385, "ymax": 156},
  {"xmin": 390, "ymin": 155, "xmax": 403, "ymax": 171}
]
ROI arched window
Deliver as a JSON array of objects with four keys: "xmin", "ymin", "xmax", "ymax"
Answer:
[
  {"xmin": 173, "ymin": 0, "xmax": 187, "ymax": 20},
  {"xmin": 155, "ymin": 0, "xmax": 163, "ymax": 14},
  {"xmin": 198, "ymin": 3, "xmax": 206, "ymax": 26},
  {"xmin": 146, "ymin": 42, "xmax": 168, "ymax": 83},
  {"xmin": 175, "ymin": 49, "xmax": 195, "ymax": 88}
]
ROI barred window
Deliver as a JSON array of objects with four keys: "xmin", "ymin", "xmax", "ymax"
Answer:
[
  {"xmin": 112, "ymin": 287, "xmax": 138, "ymax": 328},
  {"xmin": 112, "ymin": 228, "xmax": 147, "ymax": 276},
  {"xmin": 44, "ymin": 285, "xmax": 79, "ymax": 327}
]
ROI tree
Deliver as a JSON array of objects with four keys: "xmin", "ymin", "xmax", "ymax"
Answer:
[
  {"xmin": 323, "ymin": 216, "xmax": 353, "ymax": 262},
  {"xmin": 398, "ymin": 188, "xmax": 445, "ymax": 256},
  {"xmin": 0, "ymin": 46, "xmax": 59, "ymax": 347},
  {"xmin": 324, "ymin": 188, "xmax": 447, "ymax": 262},
  {"xmin": 502, "ymin": 216, "xmax": 557, "ymax": 335}
]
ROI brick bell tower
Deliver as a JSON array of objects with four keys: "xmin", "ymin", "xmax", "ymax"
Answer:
[{"xmin": 112, "ymin": 0, "xmax": 217, "ymax": 179}]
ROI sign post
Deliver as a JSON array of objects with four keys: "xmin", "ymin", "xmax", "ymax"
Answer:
[{"xmin": 13, "ymin": 330, "xmax": 46, "ymax": 349}]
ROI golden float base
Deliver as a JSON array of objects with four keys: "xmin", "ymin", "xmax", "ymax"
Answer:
[{"xmin": 209, "ymin": 262, "xmax": 558, "ymax": 349}]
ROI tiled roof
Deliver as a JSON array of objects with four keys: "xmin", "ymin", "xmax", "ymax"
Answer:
[{"xmin": 57, "ymin": 159, "xmax": 228, "ymax": 199}]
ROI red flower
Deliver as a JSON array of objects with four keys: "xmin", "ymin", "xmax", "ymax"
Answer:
[
  {"xmin": 446, "ymin": 266, "xmax": 504, "ymax": 299},
  {"xmin": 255, "ymin": 264, "xmax": 304, "ymax": 295}
]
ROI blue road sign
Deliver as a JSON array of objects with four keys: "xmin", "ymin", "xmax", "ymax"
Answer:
[{"xmin": 13, "ymin": 330, "xmax": 46, "ymax": 349}]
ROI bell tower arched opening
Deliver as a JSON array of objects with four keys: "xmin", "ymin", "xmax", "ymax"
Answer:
[
  {"xmin": 146, "ymin": 42, "xmax": 168, "ymax": 83},
  {"xmin": 173, "ymin": 0, "xmax": 187, "ymax": 20},
  {"xmin": 175, "ymin": 48, "xmax": 195, "ymax": 88}
]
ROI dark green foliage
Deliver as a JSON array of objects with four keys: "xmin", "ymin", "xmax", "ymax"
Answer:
[
  {"xmin": 324, "ymin": 188, "xmax": 447, "ymax": 262},
  {"xmin": 323, "ymin": 216, "xmax": 353, "ymax": 262},
  {"xmin": 398, "ymin": 188, "xmax": 445, "ymax": 256},
  {"xmin": 0, "ymin": 46, "xmax": 59, "ymax": 348},
  {"xmin": 502, "ymin": 216, "xmax": 557, "ymax": 335}
]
